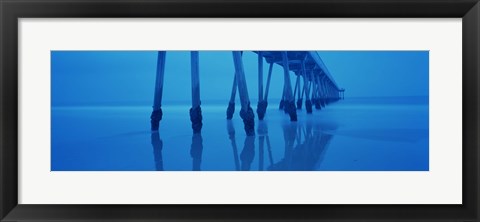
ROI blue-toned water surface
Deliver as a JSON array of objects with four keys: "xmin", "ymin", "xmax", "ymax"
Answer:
[{"xmin": 51, "ymin": 97, "xmax": 428, "ymax": 171}]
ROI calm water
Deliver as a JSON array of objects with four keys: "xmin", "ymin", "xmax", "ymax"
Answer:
[{"xmin": 51, "ymin": 97, "xmax": 429, "ymax": 171}]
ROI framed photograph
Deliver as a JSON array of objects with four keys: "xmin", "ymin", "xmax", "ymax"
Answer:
[{"xmin": 1, "ymin": 0, "xmax": 479, "ymax": 221}]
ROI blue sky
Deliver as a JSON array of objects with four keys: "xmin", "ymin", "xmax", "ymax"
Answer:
[{"xmin": 51, "ymin": 51, "xmax": 428, "ymax": 106}]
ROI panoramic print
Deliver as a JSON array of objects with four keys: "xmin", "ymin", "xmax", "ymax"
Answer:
[{"xmin": 51, "ymin": 51, "xmax": 429, "ymax": 171}]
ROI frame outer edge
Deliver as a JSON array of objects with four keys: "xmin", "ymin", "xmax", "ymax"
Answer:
[
  {"xmin": 475, "ymin": 3, "xmax": 480, "ymax": 221},
  {"xmin": 0, "ymin": 0, "xmax": 3, "ymax": 217},
  {"xmin": 0, "ymin": 0, "xmax": 5, "ymax": 220},
  {"xmin": 463, "ymin": 2, "xmax": 480, "ymax": 221},
  {"xmin": 1, "ymin": 0, "xmax": 19, "ymax": 221},
  {"xmin": 1, "ymin": 0, "xmax": 480, "ymax": 221},
  {"xmin": 475, "ymin": 4, "xmax": 480, "ymax": 221},
  {"xmin": 477, "ymin": 3, "xmax": 480, "ymax": 221}
]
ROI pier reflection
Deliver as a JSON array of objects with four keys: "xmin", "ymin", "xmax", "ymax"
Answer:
[
  {"xmin": 151, "ymin": 119, "xmax": 336, "ymax": 171},
  {"xmin": 240, "ymin": 136, "xmax": 255, "ymax": 171},
  {"xmin": 268, "ymin": 122, "xmax": 334, "ymax": 171},
  {"xmin": 227, "ymin": 120, "xmax": 240, "ymax": 170},
  {"xmin": 190, "ymin": 133, "xmax": 203, "ymax": 171},
  {"xmin": 257, "ymin": 120, "xmax": 274, "ymax": 171},
  {"xmin": 151, "ymin": 131, "xmax": 164, "ymax": 171}
]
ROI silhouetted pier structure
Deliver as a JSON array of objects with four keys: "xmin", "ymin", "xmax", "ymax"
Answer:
[
  {"xmin": 151, "ymin": 51, "xmax": 343, "ymax": 136},
  {"xmin": 339, "ymin": 88, "xmax": 345, "ymax": 100}
]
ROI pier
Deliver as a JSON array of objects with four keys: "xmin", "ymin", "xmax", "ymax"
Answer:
[{"xmin": 150, "ymin": 51, "xmax": 343, "ymax": 136}]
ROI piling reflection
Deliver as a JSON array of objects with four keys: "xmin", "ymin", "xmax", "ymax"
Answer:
[
  {"xmin": 151, "ymin": 119, "xmax": 336, "ymax": 171},
  {"xmin": 227, "ymin": 120, "xmax": 240, "ymax": 170},
  {"xmin": 190, "ymin": 133, "xmax": 203, "ymax": 171},
  {"xmin": 257, "ymin": 121, "xmax": 266, "ymax": 171},
  {"xmin": 268, "ymin": 121, "xmax": 335, "ymax": 171},
  {"xmin": 240, "ymin": 136, "xmax": 255, "ymax": 171},
  {"xmin": 151, "ymin": 131, "xmax": 164, "ymax": 171}
]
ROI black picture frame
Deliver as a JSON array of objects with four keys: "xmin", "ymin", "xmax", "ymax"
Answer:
[{"xmin": 1, "ymin": 0, "xmax": 479, "ymax": 221}]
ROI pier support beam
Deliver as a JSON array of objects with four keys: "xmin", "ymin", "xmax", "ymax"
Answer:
[
  {"xmin": 233, "ymin": 51, "xmax": 255, "ymax": 136},
  {"xmin": 226, "ymin": 52, "xmax": 244, "ymax": 120},
  {"xmin": 226, "ymin": 76, "xmax": 237, "ymax": 119},
  {"xmin": 294, "ymin": 73, "xmax": 303, "ymax": 110},
  {"xmin": 256, "ymin": 53, "xmax": 267, "ymax": 120},
  {"xmin": 324, "ymin": 80, "xmax": 330, "ymax": 104},
  {"xmin": 305, "ymin": 70, "xmax": 313, "ymax": 114},
  {"xmin": 326, "ymin": 81, "xmax": 332, "ymax": 104},
  {"xmin": 279, "ymin": 87, "xmax": 286, "ymax": 110},
  {"xmin": 313, "ymin": 75, "xmax": 322, "ymax": 110},
  {"xmin": 322, "ymin": 77, "xmax": 327, "ymax": 108},
  {"xmin": 298, "ymin": 61, "xmax": 308, "ymax": 110},
  {"xmin": 281, "ymin": 52, "xmax": 297, "ymax": 121},
  {"xmin": 297, "ymin": 76, "xmax": 304, "ymax": 110},
  {"xmin": 258, "ymin": 62, "xmax": 273, "ymax": 120},
  {"xmin": 310, "ymin": 73, "xmax": 318, "ymax": 111},
  {"xmin": 320, "ymin": 75, "xmax": 327, "ymax": 107},
  {"xmin": 190, "ymin": 51, "xmax": 203, "ymax": 134},
  {"xmin": 151, "ymin": 51, "xmax": 166, "ymax": 131}
]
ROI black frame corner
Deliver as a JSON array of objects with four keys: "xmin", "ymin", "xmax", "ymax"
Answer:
[{"xmin": 1, "ymin": 0, "xmax": 479, "ymax": 221}]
